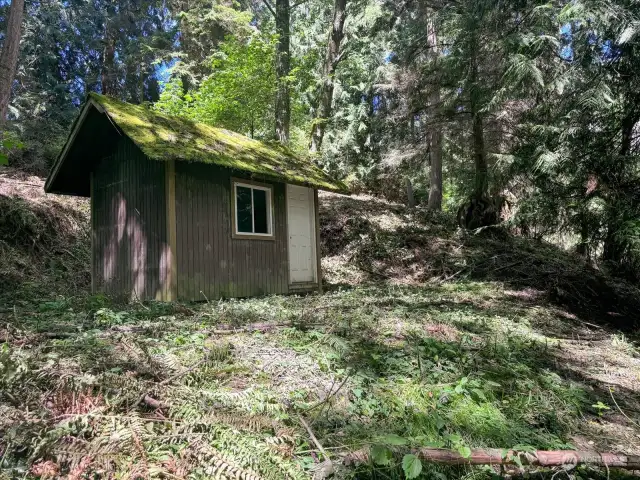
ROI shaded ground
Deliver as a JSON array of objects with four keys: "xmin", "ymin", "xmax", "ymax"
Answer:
[
  {"xmin": 0, "ymin": 176, "xmax": 639, "ymax": 479},
  {"xmin": 319, "ymin": 191, "xmax": 640, "ymax": 331},
  {"xmin": 0, "ymin": 168, "xmax": 90, "ymax": 295},
  {"xmin": 1, "ymin": 285, "xmax": 639, "ymax": 479}
]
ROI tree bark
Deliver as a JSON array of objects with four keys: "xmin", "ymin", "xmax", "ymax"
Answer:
[
  {"xmin": 602, "ymin": 107, "xmax": 638, "ymax": 263},
  {"xmin": 309, "ymin": 0, "xmax": 347, "ymax": 153},
  {"xmin": 619, "ymin": 109, "xmax": 636, "ymax": 158},
  {"xmin": 344, "ymin": 448, "xmax": 640, "ymax": 470},
  {"xmin": 427, "ymin": 18, "xmax": 443, "ymax": 211},
  {"xmin": 457, "ymin": 45, "xmax": 497, "ymax": 229},
  {"xmin": 0, "ymin": 0, "xmax": 25, "ymax": 125},
  {"xmin": 472, "ymin": 108, "xmax": 488, "ymax": 199},
  {"xmin": 470, "ymin": 56, "xmax": 488, "ymax": 200},
  {"xmin": 275, "ymin": 0, "xmax": 291, "ymax": 143},
  {"xmin": 101, "ymin": 20, "xmax": 116, "ymax": 96},
  {"xmin": 576, "ymin": 207, "xmax": 591, "ymax": 259},
  {"xmin": 406, "ymin": 179, "xmax": 415, "ymax": 208},
  {"xmin": 138, "ymin": 65, "xmax": 145, "ymax": 104}
]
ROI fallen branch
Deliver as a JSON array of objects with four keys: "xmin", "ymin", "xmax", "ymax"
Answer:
[
  {"xmin": 343, "ymin": 448, "xmax": 640, "ymax": 470},
  {"xmin": 211, "ymin": 324, "xmax": 287, "ymax": 335},
  {"xmin": 210, "ymin": 322, "xmax": 325, "ymax": 335},
  {"xmin": 136, "ymin": 354, "xmax": 211, "ymax": 408},
  {"xmin": 39, "ymin": 331, "xmax": 76, "ymax": 339},
  {"xmin": 299, "ymin": 416, "xmax": 329, "ymax": 460},
  {"xmin": 609, "ymin": 387, "xmax": 640, "ymax": 428},
  {"xmin": 358, "ymin": 266, "xmax": 392, "ymax": 279},
  {"xmin": 303, "ymin": 371, "xmax": 351, "ymax": 414},
  {"xmin": 300, "ymin": 416, "xmax": 334, "ymax": 480}
]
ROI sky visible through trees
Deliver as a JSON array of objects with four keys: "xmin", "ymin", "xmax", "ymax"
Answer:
[{"xmin": 0, "ymin": 0, "xmax": 639, "ymax": 279}]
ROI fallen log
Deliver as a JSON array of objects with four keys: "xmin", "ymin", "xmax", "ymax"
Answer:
[
  {"xmin": 343, "ymin": 448, "xmax": 640, "ymax": 470},
  {"xmin": 135, "ymin": 355, "xmax": 211, "ymax": 410},
  {"xmin": 141, "ymin": 395, "xmax": 165, "ymax": 409}
]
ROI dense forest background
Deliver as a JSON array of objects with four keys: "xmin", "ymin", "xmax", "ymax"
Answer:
[
  {"xmin": 2, "ymin": 2, "xmax": 640, "ymax": 478},
  {"xmin": 1, "ymin": 0, "xmax": 640, "ymax": 280}
]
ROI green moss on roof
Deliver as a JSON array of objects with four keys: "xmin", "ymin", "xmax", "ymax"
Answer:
[{"xmin": 88, "ymin": 93, "xmax": 348, "ymax": 193}]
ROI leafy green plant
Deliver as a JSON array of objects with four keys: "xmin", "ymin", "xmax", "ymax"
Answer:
[
  {"xmin": 370, "ymin": 444, "xmax": 394, "ymax": 466},
  {"xmin": 156, "ymin": 33, "xmax": 277, "ymax": 140},
  {"xmin": 444, "ymin": 434, "xmax": 471, "ymax": 459},
  {"xmin": 592, "ymin": 401, "xmax": 610, "ymax": 417},
  {"xmin": 0, "ymin": 344, "xmax": 27, "ymax": 386},
  {"xmin": 0, "ymin": 132, "xmax": 24, "ymax": 165},
  {"xmin": 94, "ymin": 308, "xmax": 129, "ymax": 326},
  {"xmin": 401, "ymin": 454, "xmax": 422, "ymax": 479}
]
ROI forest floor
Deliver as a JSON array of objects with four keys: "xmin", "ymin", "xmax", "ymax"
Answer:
[{"xmin": 1, "ymin": 169, "xmax": 640, "ymax": 479}]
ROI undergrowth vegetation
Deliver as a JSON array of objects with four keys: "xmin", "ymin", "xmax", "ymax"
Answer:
[
  {"xmin": 1, "ymin": 285, "xmax": 639, "ymax": 479},
  {"xmin": 0, "ymin": 170, "xmax": 90, "ymax": 295},
  {"xmin": 1, "ymin": 180, "xmax": 639, "ymax": 479},
  {"xmin": 320, "ymin": 193, "xmax": 640, "ymax": 331}
]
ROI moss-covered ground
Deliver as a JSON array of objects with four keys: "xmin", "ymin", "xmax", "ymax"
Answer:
[{"xmin": 1, "ymin": 175, "xmax": 639, "ymax": 479}]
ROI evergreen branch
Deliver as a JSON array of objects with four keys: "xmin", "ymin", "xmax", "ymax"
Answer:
[{"xmin": 261, "ymin": 0, "xmax": 276, "ymax": 17}]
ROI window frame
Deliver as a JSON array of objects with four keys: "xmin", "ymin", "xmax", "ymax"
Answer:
[{"xmin": 231, "ymin": 178, "xmax": 275, "ymax": 240}]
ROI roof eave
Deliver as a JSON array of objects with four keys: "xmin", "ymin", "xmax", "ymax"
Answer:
[
  {"xmin": 236, "ymin": 169, "xmax": 348, "ymax": 194},
  {"xmin": 45, "ymin": 99, "xmax": 98, "ymax": 194}
]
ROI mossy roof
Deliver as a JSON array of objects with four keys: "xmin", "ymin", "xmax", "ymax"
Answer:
[{"xmin": 85, "ymin": 93, "xmax": 348, "ymax": 193}]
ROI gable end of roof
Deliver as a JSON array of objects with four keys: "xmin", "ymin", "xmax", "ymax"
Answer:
[{"xmin": 46, "ymin": 94, "xmax": 349, "ymax": 196}]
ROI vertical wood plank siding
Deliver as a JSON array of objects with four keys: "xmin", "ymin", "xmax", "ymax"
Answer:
[
  {"xmin": 165, "ymin": 160, "xmax": 178, "ymax": 301},
  {"xmin": 314, "ymin": 189, "xmax": 323, "ymax": 293},
  {"xmin": 92, "ymin": 137, "xmax": 168, "ymax": 301},
  {"xmin": 175, "ymin": 162, "xmax": 289, "ymax": 301}
]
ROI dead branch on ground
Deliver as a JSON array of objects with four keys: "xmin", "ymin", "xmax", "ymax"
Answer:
[{"xmin": 343, "ymin": 447, "xmax": 640, "ymax": 470}]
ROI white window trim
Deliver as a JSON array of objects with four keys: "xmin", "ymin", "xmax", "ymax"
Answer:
[{"xmin": 233, "ymin": 181, "xmax": 274, "ymax": 238}]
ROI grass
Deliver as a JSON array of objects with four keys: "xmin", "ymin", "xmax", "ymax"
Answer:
[{"xmin": 1, "ymin": 177, "xmax": 639, "ymax": 479}]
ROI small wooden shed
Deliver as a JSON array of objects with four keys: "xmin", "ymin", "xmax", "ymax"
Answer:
[{"xmin": 45, "ymin": 93, "xmax": 347, "ymax": 301}]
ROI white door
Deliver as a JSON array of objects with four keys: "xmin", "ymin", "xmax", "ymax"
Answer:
[{"xmin": 287, "ymin": 185, "xmax": 316, "ymax": 283}]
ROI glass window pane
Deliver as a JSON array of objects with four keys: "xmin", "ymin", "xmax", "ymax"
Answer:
[
  {"xmin": 236, "ymin": 186, "xmax": 253, "ymax": 233},
  {"xmin": 253, "ymin": 189, "xmax": 269, "ymax": 234}
]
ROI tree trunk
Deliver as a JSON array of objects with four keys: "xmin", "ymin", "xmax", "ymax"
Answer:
[
  {"xmin": 576, "ymin": 205, "xmax": 591, "ymax": 259},
  {"xmin": 406, "ymin": 179, "xmax": 415, "ymax": 208},
  {"xmin": 138, "ymin": 65, "xmax": 145, "ymax": 104},
  {"xmin": 177, "ymin": 0, "xmax": 193, "ymax": 95},
  {"xmin": 602, "ymin": 108, "xmax": 638, "ymax": 263},
  {"xmin": 427, "ymin": 18, "xmax": 443, "ymax": 211},
  {"xmin": 275, "ymin": 0, "xmax": 291, "ymax": 143},
  {"xmin": 428, "ymin": 118, "xmax": 443, "ymax": 210},
  {"xmin": 457, "ymin": 49, "xmax": 497, "ymax": 229},
  {"xmin": 469, "ymin": 49, "xmax": 488, "ymax": 200},
  {"xmin": 309, "ymin": 0, "xmax": 347, "ymax": 153},
  {"xmin": 619, "ymin": 110, "xmax": 636, "ymax": 158},
  {"xmin": 0, "ymin": 0, "xmax": 25, "ymax": 126},
  {"xmin": 472, "ymin": 108, "xmax": 488, "ymax": 199},
  {"xmin": 101, "ymin": 20, "xmax": 116, "ymax": 96}
]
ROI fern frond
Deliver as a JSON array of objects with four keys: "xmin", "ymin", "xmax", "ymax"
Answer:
[
  {"xmin": 190, "ymin": 440, "xmax": 264, "ymax": 480},
  {"xmin": 207, "ymin": 411, "xmax": 278, "ymax": 433}
]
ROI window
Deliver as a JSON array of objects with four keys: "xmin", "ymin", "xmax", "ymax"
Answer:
[{"xmin": 233, "ymin": 181, "xmax": 273, "ymax": 238}]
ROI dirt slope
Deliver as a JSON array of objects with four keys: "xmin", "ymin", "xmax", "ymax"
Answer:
[
  {"xmin": 319, "ymin": 191, "xmax": 640, "ymax": 331},
  {"xmin": 0, "ymin": 168, "xmax": 90, "ymax": 298}
]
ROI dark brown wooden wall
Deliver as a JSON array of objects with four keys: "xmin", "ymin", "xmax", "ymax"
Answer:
[
  {"xmin": 175, "ymin": 162, "xmax": 289, "ymax": 300},
  {"xmin": 92, "ymin": 137, "xmax": 169, "ymax": 301}
]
